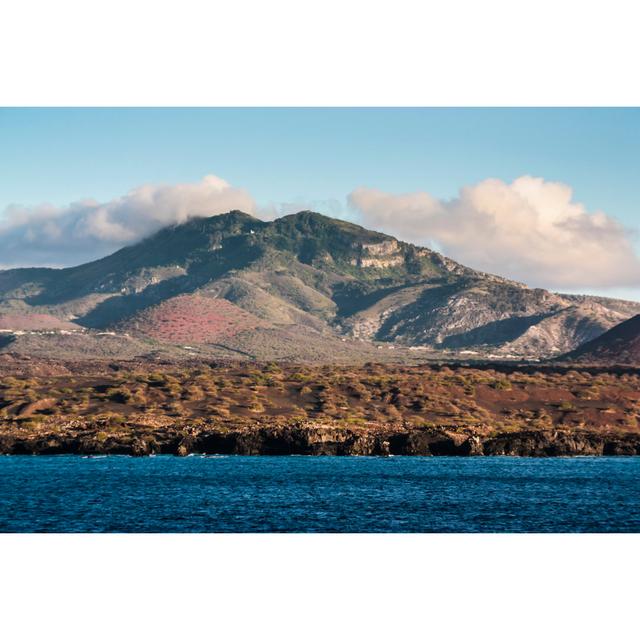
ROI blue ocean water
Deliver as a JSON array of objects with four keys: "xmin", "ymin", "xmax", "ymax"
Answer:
[{"xmin": 0, "ymin": 456, "xmax": 638, "ymax": 532}]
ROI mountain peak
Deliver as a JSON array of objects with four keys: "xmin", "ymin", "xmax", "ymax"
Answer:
[
  {"xmin": 185, "ymin": 210, "xmax": 258, "ymax": 226},
  {"xmin": 281, "ymin": 210, "xmax": 335, "ymax": 222},
  {"xmin": 275, "ymin": 210, "xmax": 392, "ymax": 241},
  {"xmin": 221, "ymin": 209, "xmax": 257, "ymax": 219}
]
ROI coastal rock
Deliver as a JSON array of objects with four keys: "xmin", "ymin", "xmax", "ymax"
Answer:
[
  {"xmin": 482, "ymin": 431, "xmax": 607, "ymax": 456},
  {"xmin": 1, "ymin": 423, "xmax": 639, "ymax": 457}
]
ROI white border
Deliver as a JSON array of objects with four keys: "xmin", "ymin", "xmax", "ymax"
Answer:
[
  {"xmin": 1, "ymin": 0, "xmax": 639, "ymax": 106},
  {"xmin": 1, "ymin": 533, "xmax": 638, "ymax": 639},
  {"xmin": 1, "ymin": 1, "xmax": 639, "ymax": 637}
]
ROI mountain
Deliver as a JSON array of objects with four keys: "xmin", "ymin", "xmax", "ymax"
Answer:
[
  {"xmin": 0, "ymin": 210, "xmax": 639, "ymax": 362},
  {"xmin": 563, "ymin": 315, "xmax": 640, "ymax": 365}
]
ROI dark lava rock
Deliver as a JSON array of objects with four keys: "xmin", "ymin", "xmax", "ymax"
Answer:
[{"xmin": 1, "ymin": 424, "xmax": 640, "ymax": 457}]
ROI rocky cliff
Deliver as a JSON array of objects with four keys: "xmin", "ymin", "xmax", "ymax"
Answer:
[{"xmin": 2, "ymin": 421, "xmax": 639, "ymax": 457}]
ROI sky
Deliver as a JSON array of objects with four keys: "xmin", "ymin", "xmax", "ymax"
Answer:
[{"xmin": 1, "ymin": 108, "xmax": 639, "ymax": 299}]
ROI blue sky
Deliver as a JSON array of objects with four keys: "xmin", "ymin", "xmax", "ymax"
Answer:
[
  {"xmin": 1, "ymin": 108, "xmax": 639, "ymax": 217},
  {"xmin": 1, "ymin": 108, "xmax": 639, "ymax": 298}
]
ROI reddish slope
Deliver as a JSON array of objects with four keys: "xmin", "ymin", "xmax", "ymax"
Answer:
[
  {"xmin": 0, "ymin": 314, "xmax": 80, "ymax": 331},
  {"xmin": 564, "ymin": 314, "xmax": 640, "ymax": 365},
  {"xmin": 119, "ymin": 295, "xmax": 266, "ymax": 344}
]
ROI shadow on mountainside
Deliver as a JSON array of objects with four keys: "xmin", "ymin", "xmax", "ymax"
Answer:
[{"xmin": 442, "ymin": 313, "xmax": 552, "ymax": 349}]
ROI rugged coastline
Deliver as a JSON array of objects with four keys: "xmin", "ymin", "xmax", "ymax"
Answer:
[
  {"xmin": 2, "ymin": 359, "xmax": 639, "ymax": 457},
  {"xmin": 2, "ymin": 420, "xmax": 640, "ymax": 457}
]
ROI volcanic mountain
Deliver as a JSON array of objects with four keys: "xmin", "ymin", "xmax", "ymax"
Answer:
[
  {"xmin": 563, "ymin": 314, "xmax": 640, "ymax": 365},
  {"xmin": 0, "ymin": 210, "xmax": 639, "ymax": 361}
]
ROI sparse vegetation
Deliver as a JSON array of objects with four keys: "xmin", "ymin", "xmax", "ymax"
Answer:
[{"xmin": 0, "ymin": 360, "xmax": 638, "ymax": 437}]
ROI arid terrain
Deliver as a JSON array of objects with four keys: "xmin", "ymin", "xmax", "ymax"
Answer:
[{"xmin": 1, "ymin": 356, "xmax": 639, "ymax": 456}]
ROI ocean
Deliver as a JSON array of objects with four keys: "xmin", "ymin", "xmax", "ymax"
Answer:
[{"xmin": 1, "ymin": 455, "xmax": 638, "ymax": 532}]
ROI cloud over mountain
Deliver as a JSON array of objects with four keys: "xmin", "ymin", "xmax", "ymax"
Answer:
[
  {"xmin": 0, "ymin": 175, "xmax": 255, "ymax": 267},
  {"xmin": 2, "ymin": 173, "xmax": 639, "ymax": 295},
  {"xmin": 348, "ymin": 176, "xmax": 640, "ymax": 290}
]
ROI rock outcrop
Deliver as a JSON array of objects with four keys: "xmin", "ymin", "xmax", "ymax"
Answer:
[{"xmin": 1, "ymin": 422, "xmax": 639, "ymax": 457}]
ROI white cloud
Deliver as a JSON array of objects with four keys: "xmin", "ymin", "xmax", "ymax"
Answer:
[
  {"xmin": 349, "ymin": 176, "xmax": 640, "ymax": 290},
  {"xmin": 0, "ymin": 175, "xmax": 255, "ymax": 268}
]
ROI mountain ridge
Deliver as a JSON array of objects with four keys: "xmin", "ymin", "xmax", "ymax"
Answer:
[{"xmin": 0, "ymin": 209, "xmax": 638, "ymax": 362}]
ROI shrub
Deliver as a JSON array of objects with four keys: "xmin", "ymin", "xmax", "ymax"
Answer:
[
  {"xmin": 147, "ymin": 373, "xmax": 166, "ymax": 387},
  {"xmin": 17, "ymin": 415, "xmax": 47, "ymax": 427},
  {"xmin": 106, "ymin": 388, "xmax": 133, "ymax": 404}
]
